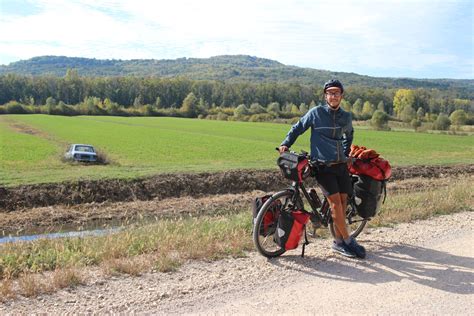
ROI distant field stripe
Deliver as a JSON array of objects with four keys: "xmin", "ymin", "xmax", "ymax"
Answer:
[{"xmin": 0, "ymin": 118, "xmax": 61, "ymax": 169}]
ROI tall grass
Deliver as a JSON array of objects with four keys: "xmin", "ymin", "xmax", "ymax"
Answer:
[
  {"xmin": 0, "ymin": 212, "xmax": 253, "ymax": 280},
  {"xmin": 372, "ymin": 176, "xmax": 473, "ymax": 226}
]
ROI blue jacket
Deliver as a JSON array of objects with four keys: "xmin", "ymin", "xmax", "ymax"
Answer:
[{"xmin": 281, "ymin": 104, "xmax": 354, "ymax": 164}]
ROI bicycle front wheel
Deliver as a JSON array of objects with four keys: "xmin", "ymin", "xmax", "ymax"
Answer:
[{"xmin": 253, "ymin": 190, "xmax": 293, "ymax": 258}]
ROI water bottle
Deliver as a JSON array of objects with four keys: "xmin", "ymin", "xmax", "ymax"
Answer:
[{"xmin": 308, "ymin": 188, "xmax": 322, "ymax": 208}]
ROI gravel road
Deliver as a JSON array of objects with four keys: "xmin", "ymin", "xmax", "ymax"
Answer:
[{"xmin": 2, "ymin": 211, "xmax": 472, "ymax": 314}]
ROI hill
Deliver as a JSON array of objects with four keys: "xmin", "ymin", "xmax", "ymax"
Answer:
[{"xmin": 1, "ymin": 55, "xmax": 472, "ymax": 91}]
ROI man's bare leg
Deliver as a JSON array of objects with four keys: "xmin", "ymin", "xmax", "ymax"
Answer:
[{"xmin": 326, "ymin": 193, "xmax": 349, "ymax": 240}]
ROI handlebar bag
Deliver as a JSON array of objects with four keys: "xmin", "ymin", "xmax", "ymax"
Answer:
[
  {"xmin": 277, "ymin": 152, "xmax": 309, "ymax": 183},
  {"xmin": 274, "ymin": 210, "xmax": 310, "ymax": 250}
]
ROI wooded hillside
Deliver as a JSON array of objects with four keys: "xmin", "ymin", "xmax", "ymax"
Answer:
[{"xmin": 1, "ymin": 55, "xmax": 472, "ymax": 91}]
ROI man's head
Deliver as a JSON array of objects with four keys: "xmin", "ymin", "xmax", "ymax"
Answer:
[{"xmin": 323, "ymin": 79, "xmax": 344, "ymax": 110}]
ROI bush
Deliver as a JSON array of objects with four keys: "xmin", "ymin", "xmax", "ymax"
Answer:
[
  {"xmin": 432, "ymin": 114, "xmax": 451, "ymax": 130},
  {"xmin": 234, "ymin": 104, "xmax": 250, "ymax": 118},
  {"xmin": 25, "ymin": 105, "xmax": 41, "ymax": 114},
  {"xmin": 216, "ymin": 112, "xmax": 228, "ymax": 121},
  {"xmin": 248, "ymin": 113, "xmax": 273, "ymax": 122},
  {"xmin": 411, "ymin": 118, "xmax": 422, "ymax": 131},
  {"xmin": 249, "ymin": 103, "xmax": 266, "ymax": 114},
  {"xmin": 370, "ymin": 110, "xmax": 390, "ymax": 130},
  {"xmin": 449, "ymin": 110, "xmax": 467, "ymax": 126},
  {"xmin": 289, "ymin": 117, "xmax": 300, "ymax": 124},
  {"xmin": 5, "ymin": 101, "xmax": 28, "ymax": 114},
  {"xmin": 58, "ymin": 102, "xmax": 78, "ymax": 116}
]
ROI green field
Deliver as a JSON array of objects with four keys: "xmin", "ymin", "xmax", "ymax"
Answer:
[{"xmin": 1, "ymin": 114, "xmax": 473, "ymax": 186}]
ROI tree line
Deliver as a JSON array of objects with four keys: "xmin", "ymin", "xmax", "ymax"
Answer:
[{"xmin": 1, "ymin": 71, "xmax": 472, "ymax": 128}]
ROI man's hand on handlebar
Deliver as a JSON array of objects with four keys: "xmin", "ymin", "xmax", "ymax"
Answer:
[{"xmin": 278, "ymin": 145, "xmax": 289, "ymax": 154}]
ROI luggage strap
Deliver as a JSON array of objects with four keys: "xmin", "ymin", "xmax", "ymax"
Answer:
[
  {"xmin": 382, "ymin": 180, "xmax": 387, "ymax": 204},
  {"xmin": 301, "ymin": 224, "xmax": 310, "ymax": 258}
]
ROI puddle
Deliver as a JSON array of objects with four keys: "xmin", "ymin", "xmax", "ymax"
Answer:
[{"xmin": 0, "ymin": 227, "xmax": 122, "ymax": 244}]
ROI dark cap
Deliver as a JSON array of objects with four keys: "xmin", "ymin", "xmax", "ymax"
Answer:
[{"xmin": 323, "ymin": 79, "xmax": 344, "ymax": 93}]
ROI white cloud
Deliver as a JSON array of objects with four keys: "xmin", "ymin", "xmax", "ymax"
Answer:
[{"xmin": 0, "ymin": 0, "xmax": 472, "ymax": 78}]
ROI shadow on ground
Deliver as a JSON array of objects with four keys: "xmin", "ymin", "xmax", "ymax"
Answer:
[{"xmin": 269, "ymin": 241, "xmax": 474, "ymax": 295}]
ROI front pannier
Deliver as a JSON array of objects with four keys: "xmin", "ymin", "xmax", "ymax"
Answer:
[
  {"xmin": 252, "ymin": 195, "xmax": 281, "ymax": 236},
  {"xmin": 274, "ymin": 210, "xmax": 310, "ymax": 250},
  {"xmin": 277, "ymin": 152, "xmax": 309, "ymax": 183},
  {"xmin": 353, "ymin": 175, "xmax": 383, "ymax": 218}
]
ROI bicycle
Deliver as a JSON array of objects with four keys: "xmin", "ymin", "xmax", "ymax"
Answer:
[{"xmin": 253, "ymin": 150, "xmax": 368, "ymax": 258}]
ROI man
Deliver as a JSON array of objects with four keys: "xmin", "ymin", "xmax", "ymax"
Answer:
[{"xmin": 279, "ymin": 79, "xmax": 366, "ymax": 259}]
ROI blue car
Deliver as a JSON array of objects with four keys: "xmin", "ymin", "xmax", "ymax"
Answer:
[{"xmin": 65, "ymin": 144, "xmax": 98, "ymax": 162}]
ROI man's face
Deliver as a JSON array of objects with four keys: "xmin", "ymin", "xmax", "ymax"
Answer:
[{"xmin": 325, "ymin": 87, "xmax": 343, "ymax": 109}]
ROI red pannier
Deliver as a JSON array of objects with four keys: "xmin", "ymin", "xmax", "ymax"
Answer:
[
  {"xmin": 348, "ymin": 145, "xmax": 391, "ymax": 218},
  {"xmin": 274, "ymin": 210, "xmax": 310, "ymax": 250},
  {"xmin": 348, "ymin": 157, "xmax": 392, "ymax": 181},
  {"xmin": 252, "ymin": 195, "xmax": 281, "ymax": 236}
]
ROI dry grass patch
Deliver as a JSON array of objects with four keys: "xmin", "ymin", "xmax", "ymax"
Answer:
[
  {"xmin": 154, "ymin": 254, "xmax": 182, "ymax": 273},
  {"xmin": 102, "ymin": 257, "xmax": 150, "ymax": 276},
  {"xmin": 52, "ymin": 267, "xmax": 84, "ymax": 289},
  {"xmin": 18, "ymin": 273, "xmax": 43, "ymax": 297},
  {"xmin": 372, "ymin": 176, "xmax": 473, "ymax": 226},
  {"xmin": 0, "ymin": 278, "xmax": 16, "ymax": 302}
]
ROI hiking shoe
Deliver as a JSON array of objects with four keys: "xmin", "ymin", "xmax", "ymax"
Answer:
[
  {"xmin": 345, "ymin": 238, "xmax": 366, "ymax": 259},
  {"xmin": 332, "ymin": 241, "xmax": 356, "ymax": 258}
]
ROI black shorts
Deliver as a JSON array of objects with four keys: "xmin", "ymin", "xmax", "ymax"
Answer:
[{"xmin": 314, "ymin": 163, "xmax": 352, "ymax": 196}]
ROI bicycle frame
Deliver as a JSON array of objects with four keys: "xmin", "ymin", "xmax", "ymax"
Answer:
[
  {"xmin": 286, "ymin": 180, "xmax": 331, "ymax": 227},
  {"xmin": 286, "ymin": 176, "xmax": 367, "ymax": 228}
]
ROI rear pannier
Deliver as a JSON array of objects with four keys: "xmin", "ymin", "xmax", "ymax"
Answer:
[
  {"xmin": 353, "ymin": 175, "xmax": 383, "ymax": 218},
  {"xmin": 348, "ymin": 145, "xmax": 391, "ymax": 219}
]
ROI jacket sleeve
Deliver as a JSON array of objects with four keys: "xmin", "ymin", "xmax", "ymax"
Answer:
[
  {"xmin": 342, "ymin": 113, "xmax": 354, "ymax": 157},
  {"xmin": 281, "ymin": 110, "xmax": 313, "ymax": 148}
]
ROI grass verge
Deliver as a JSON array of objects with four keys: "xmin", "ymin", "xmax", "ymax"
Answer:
[
  {"xmin": 0, "ymin": 176, "xmax": 472, "ymax": 299},
  {"xmin": 0, "ymin": 211, "xmax": 253, "ymax": 298},
  {"xmin": 372, "ymin": 176, "xmax": 473, "ymax": 226}
]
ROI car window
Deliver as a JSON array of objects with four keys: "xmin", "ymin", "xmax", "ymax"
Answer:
[{"xmin": 75, "ymin": 145, "xmax": 95, "ymax": 153}]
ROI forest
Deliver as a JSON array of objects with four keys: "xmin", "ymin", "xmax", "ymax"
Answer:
[{"xmin": 1, "ymin": 56, "xmax": 472, "ymax": 130}]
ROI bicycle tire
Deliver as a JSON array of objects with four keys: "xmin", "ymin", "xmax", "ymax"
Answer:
[
  {"xmin": 252, "ymin": 190, "xmax": 293, "ymax": 258},
  {"xmin": 329, "ymin": 204, "xmax": 367, "ymax": 239}
]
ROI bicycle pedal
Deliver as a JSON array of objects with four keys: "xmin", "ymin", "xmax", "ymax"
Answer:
[
  {"xmin": 306, "ymin": 226, "xmax": 318, "ymax": 238},
  {"xmin": 309, "ymin": 214, "xmax": 322, "ymax": 229}
]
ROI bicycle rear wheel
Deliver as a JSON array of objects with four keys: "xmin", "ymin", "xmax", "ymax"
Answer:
[
  {"xmin": 329, "ymin": 203, "xmax": 367, "ymax": 239},
  {"xmin": 253, "ymin": 190, "xmax": 293, "ymax": 258}
]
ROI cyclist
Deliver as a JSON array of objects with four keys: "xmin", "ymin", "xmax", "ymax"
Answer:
[{"xmin": 278, "ymin": 79, "xmax": 366, "ymax": 259}]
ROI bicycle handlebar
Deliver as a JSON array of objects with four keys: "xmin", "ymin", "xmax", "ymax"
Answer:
[{"xmin": 275, "ymin": 147, "xmax": 310, "ymax": 158}]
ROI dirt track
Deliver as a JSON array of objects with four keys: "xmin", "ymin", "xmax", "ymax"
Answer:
[{"xmin": 1, "ymin": 211, "xmax": 472, "ymax": 314}]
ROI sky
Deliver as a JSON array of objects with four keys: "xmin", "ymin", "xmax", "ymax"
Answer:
[{"xmin": 0, "ymin": 0, "xmax": 472, "ymax": 79}]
